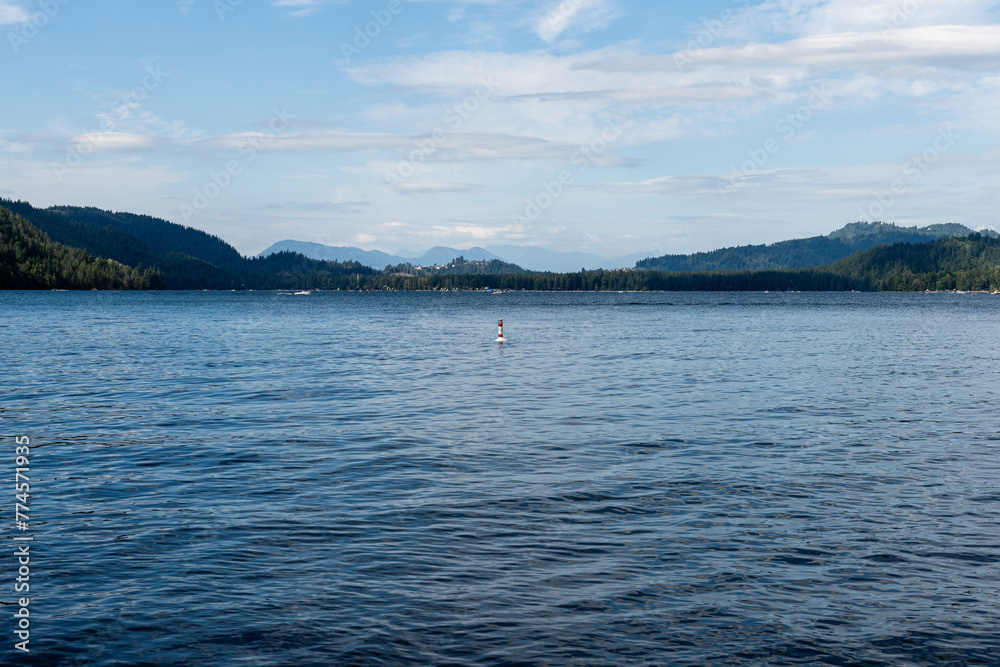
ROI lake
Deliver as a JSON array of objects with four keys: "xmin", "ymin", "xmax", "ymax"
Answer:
[{"xmin": 2, "ymin": 291, "xmax": 999, "ymax": 665}]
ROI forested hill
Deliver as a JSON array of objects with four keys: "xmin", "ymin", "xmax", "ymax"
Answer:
[
  {"xmin": 0, "ymin": 200, "xmax": 378, "ymax": 290},
  {"xmin": 0, "ymin": 198, "xmax": 243, "ymax": 289},
  {"xmin": 48, "ymin": 204, "xmax": 245, "ymax": 271},
  {"xmin": 828, "ymin": 233, "xmax": 1000, "ymax": 292},
  {"xmin": 0, "ymin": 207, "xmax": 163, "ymax": 289},
  {"xmin": 636, "ymin": 222, "xmax": 996, "ymax": 272}
]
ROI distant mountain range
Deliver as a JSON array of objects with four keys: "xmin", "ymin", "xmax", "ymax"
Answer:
[
  {"xmin": 636, "ymin": 222, "xmax": 996, "ymax": 272},
  {"xmin": 256, "ymin": 241, "xmax": 502, "ymax": 270},
  {"xmin": 259, "ymin": 223, "xmax": 993, "ymax": 274},
  {"xmin": 257, "ymin": 240, "xmax": 648, "ymax": 273}
]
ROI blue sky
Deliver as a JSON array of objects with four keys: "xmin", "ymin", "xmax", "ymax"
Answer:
[{"xmin": 2, "ymin": 0, "xmax": 999, "ymax": 257}]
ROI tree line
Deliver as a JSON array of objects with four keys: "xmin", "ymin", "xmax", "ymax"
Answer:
[
  {"xmin": 636, "ymin": 221, "xmax": 993, "ymax": 272},
  {"xmin": 0, "ymin": 207, "xmax": 163, "ymax": 289}
]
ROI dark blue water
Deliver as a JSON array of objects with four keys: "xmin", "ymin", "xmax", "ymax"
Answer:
[{"xmin": 2, "ymin": 291, "xmax": 999, "ymax": 665}]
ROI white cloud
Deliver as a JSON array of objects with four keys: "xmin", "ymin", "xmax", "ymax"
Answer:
[
  {"xmin": 394, "ymin": 180, "xmax": 481, "ymax": 194},
  {"xmin": 352, "ymin": 232, "xmax": 377, "ymax": 245},
  {"xmin": 93, "ymin": 107, "xmax": 202, "ymax": 144},
  {"xmin": 535, "ymin": 0, "xmax": 613, "ymax": 42},
  {"xmin": 346, "ymin": 47, "xmax": 767, "ymax": 104},
  {"xmin": 599, "ymin": 158, "xmax": 984, "ymax": 218},
  {"xmin": 430, "ymin": 223, "xmax": 525, "ymax": 241},
  {"xmin": 69, "ymin": 132, "xmax": 164, "ymax": 153},
  {"xmin": 740, "ymin": 0, "xmax": 1000, "ymax": 37},
  {"xmin": 203, "ymin": 130, "xmax": 596, "ymax": 162},
  {"xmin": 4, "ymin": 142, "xmax": 29, "ymax": 153},
  {"xmin": 344, "ymin": 19, "xmax": 1000, "ymax": 149},
  {"xmin": 664, "ymin": 25, "xmax": 1000, "ymax": 70},
  {"xmin": 263, "ymin": 199, "xmax": 371, "ymax": 212},
  {"xmin": 598, "ymin": 175, "xmax": 733, "ymax": 196},
  {"xmin": 271, "ymin": 0, "xmax": 346, "ymax": 17},
  {"xmin": 0, "ymin": 1, "xmax": 28, "ymax": 25}
]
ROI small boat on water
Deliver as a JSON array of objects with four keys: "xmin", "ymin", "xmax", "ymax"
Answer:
[{"xmin": 294, "ymin": 290, "xmax": 312, "ymax": 296}]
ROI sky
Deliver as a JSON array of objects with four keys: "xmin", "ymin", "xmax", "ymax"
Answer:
[{"xmin": 2, "ymin": 0, "xmax": 999, "ymax": 258}]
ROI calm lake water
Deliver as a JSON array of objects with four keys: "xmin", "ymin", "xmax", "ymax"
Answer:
[{"xmin": 3, "ymin": 291, "xmax": 1000, "ymax": 665}]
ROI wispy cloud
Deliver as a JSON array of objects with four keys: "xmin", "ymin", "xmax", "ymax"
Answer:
[
  {"xmin": 739, "ymin": 0, "xmax": 1000, "ymax": 38},
  {"xmin": 345, "ymin": 19, "xmax": 1000, "ymax": 147},
  {"xmin": 202, "ymin": 130, "xmax": 586, "ymax": 162},
  {"xmin": 394, "ymin": 180, "xmax": 481, "ymax": 194},
  {"xmin": 263, "ymin": 199, "xmax": 371, "ymax": 212},
  {"xmin": 597, "ymin": 175, "xmax": 732, "ymax": 196},
  {"xmin": 69, "ymin": 132, "xmax": 165, "ymax": 153},
  {"xmin": 0, "ymin": 1, "xmax": 29, "ymax": 25},
  {"xmin": 619, "ymin": 25, "xmax": 1000, "ymax": 70},
  {"xmin": 535, "ymin": 0, "xmax": 613, "ymax": 43},
  {"xmin": 272, "ymin": 0, "xmax": 345, "ymax": 17}
]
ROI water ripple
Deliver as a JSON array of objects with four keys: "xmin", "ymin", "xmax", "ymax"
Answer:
[{"xmin": 3, "ymin": 291, "xmax": 1000, "ymax": 665}]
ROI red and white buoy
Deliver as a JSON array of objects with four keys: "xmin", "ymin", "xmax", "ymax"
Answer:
[{"xmin": 496, "ymin": 319, "xmax": 505, "ymax": 343}]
